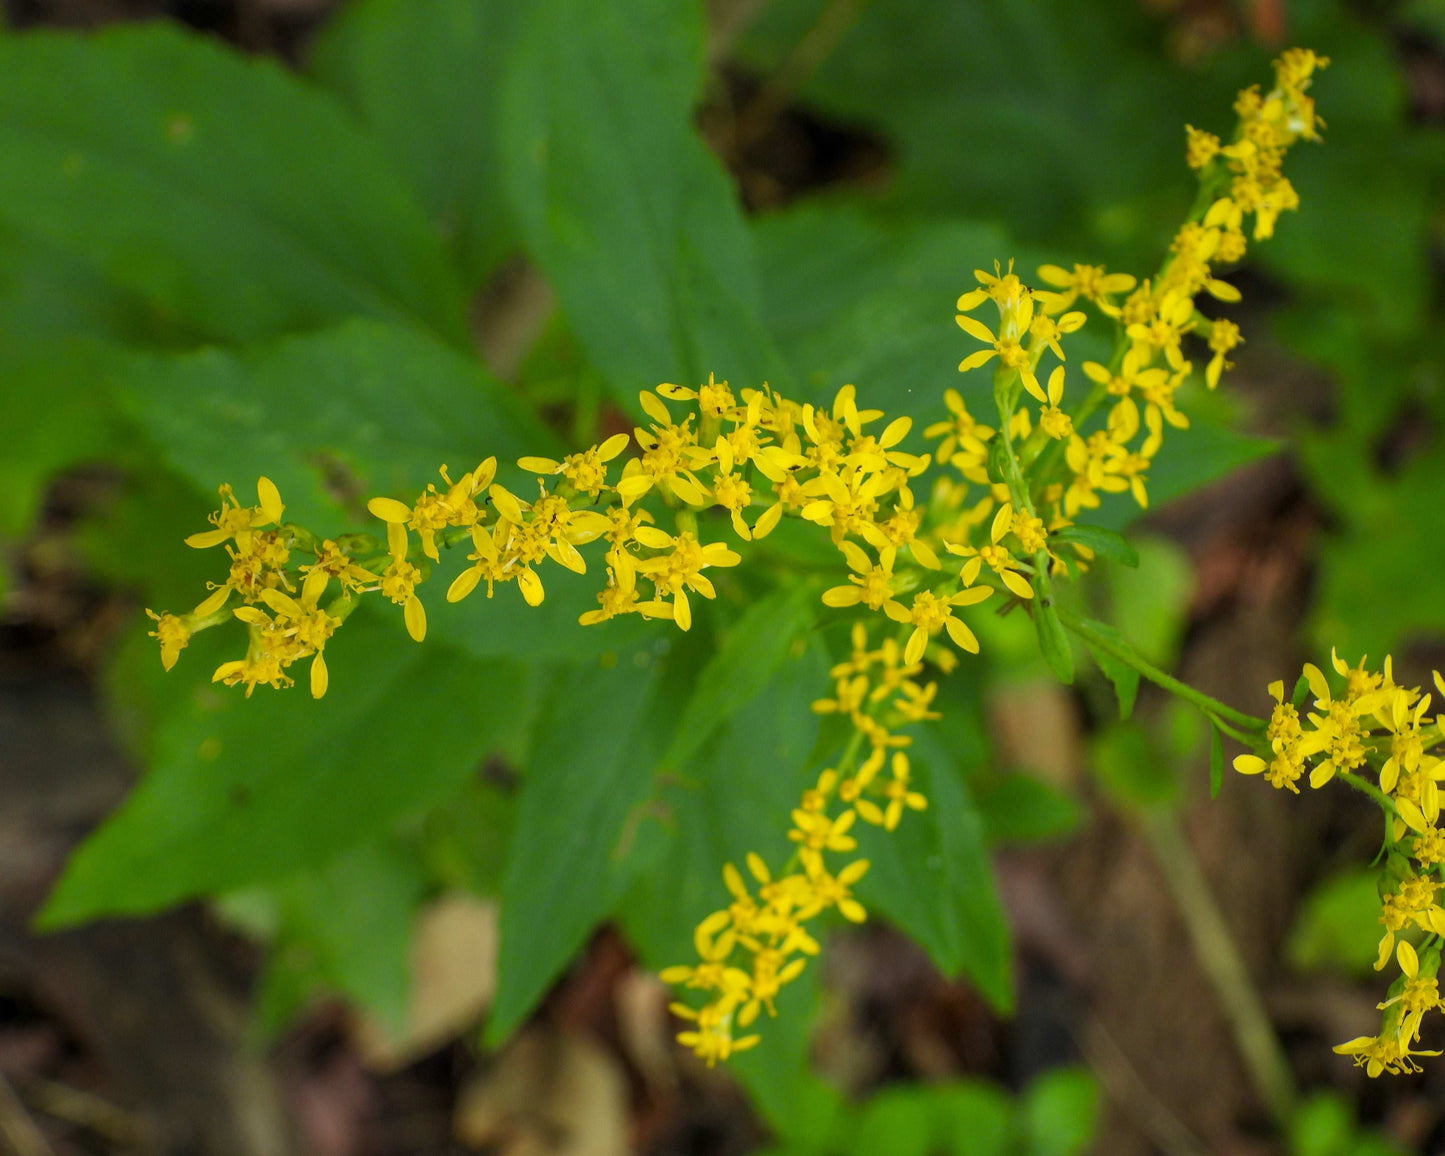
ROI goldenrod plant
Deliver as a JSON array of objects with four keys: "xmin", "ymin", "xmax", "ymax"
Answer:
[{"xmin": 141, "ymin": 50, "xmax": 1337, "ymax": 1066}]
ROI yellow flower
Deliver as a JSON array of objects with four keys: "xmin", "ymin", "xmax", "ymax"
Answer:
[
  {"xmin": 1036, "ymin": 263, "xmax": 1136, "ymax": 314},
  {"xmin": 185, "ymin": 477, "xmax": 284, "ymax": 550},
  {"xmin": 821, "ymin": 542, "xmax": 898, "ymax": 611},
  {"xmin": 616, "ymin": 390, "xmax": 709, "ymax": 507},
  {"xmin": 145, "ymin": 610, "xmax": 191, "ymax": 671},
  {"xmin": 1334, "ymin": 1032, "xmax": 1441, "ymax": 1078},
  {"xmin": 379, "ymin": 555, "xmax": 426, "ymax": 642},
  {"xmin": 945, "ymin": 504, "xmax": 1036, "ymax": 600},
  {"xmin": 670, "ymin": 1001, "xmax": 759, "ymax": 1067},
  {"xmin": 633, "ymin": 527, "xmax": 741, "ymax": 630},
  {"xmin": 1184, "ymin": 125, "xmax": 1221, "ymax": 169},
  {"xmin": 659, "ymin": 910, "xmax": 750, "ymax": 998},
  {"xmin": 518, "ymin": 432, "xmax": 630, "ymax": 498},
  {"xmin": 882, "ymin": 585, "xmax": 994, "ymax": 665}
]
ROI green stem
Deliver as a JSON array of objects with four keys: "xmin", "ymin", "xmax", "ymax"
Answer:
[
  {"xmin": 1336, "ymin": 769, "xmax": 1400, "ymax": 818},
  {"xmin": 1141, "ymin": 809, "xmax": 1299, "ymax": 1127},
  {"xmin": 1059, "ymin": 608, "xmax": 1265, "ymax": 732}
]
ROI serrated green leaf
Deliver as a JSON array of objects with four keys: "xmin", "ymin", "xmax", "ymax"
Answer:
[
  {"xmin": 310, "ymin": 0, "xmax": 522, "ymax": 285},
  {"xmin": 39, "ymin": 608, "xmax": 535, "ymax": 926},
  {"xmin": 1080, "ymin": 618, "xmax": 1140, "ymax": 721},
  {"xmin": 1050, "ymin": 524, "xmax": 1137, "ymax": 568},
  {"xmin": 487, "ymin": 648, "xmax": 666, "ymax": 1043},
  {"xmin": 0, "ymin": 23, "xmax": 468, "ymax": 345},
  {"xmin": 662, "ymin": 584, "xmax": 817, "ymax": 772},
  {"xmin": 1209, "ymin": 723, "xmax": 1224, "ymax": 800},
  {"xmin": 498, "ymin": 0, "xmax": 789, "ymax": 408}
]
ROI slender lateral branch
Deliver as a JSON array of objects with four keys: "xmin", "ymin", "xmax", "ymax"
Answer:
[{"xmin": 1059, "ymin": 609, "xmax": 1265, "ymax": 732}]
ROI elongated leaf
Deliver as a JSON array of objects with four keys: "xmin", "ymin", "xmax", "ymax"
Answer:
[
  {"xmin": 620, "ymin": 636, "xmax": 829, "ymax": 971},
  {"xmin": 499, "ymin": 0, "xmax": 789, "ymax": 407},
  {"xmin": 310, "ymin": 0, "xmax": 522, "ymax": 285},
  {"xmin": 254, "ymin": 841, "xmax": 427, "ymax": 1036},
  {"xmin": 662, "ymin": 584, "xmax": 817, "ymax": 772},
  {"xmin": 1050, "ymin": 524, "xmax": 1137, "ymax": 568},
  {"xmin": 1034, "ymin": 597, "xmax": 1074, "ymax": 685},
  {"xmin": 116, "ymin": 317, "xmax": 556, "ymax": 531},
  {"xmin": 1080, "ymin": 619, "xmax": 1140, "ymax": 721},
  {"xmin": 0, "ymin": 23, "xmax": 468, "ymax": 344},
  {"xmin": 39, "ymin": 608, "xmax": 537, "ymax": 926},
  {"xmin": 753, "ymin": 204, "xmax": 1023, "ymax": 423},
  {"xmin": 487, "ymin": 648, "xmax": 667, "ymax": 1042},
  {"xmin": 856, "ymin": 730, "xmax": 1012, "ymax": 1012}
]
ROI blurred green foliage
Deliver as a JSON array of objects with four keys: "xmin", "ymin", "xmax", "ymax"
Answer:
[{"xmin": 3, "ymin": 0, "xmax": 1444, "ymax": 1145}]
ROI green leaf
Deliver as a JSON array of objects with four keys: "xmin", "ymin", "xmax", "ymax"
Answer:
[
  {"xmin": 1209, "ymin": 723, "xmax": 1224, "ymax": 800},
  {"xmin": 0, "ymin": 23, "xmax": 468, "ymax": 345},
  {"xmin": 115, "ymin": 318, "xmax": 556, "ymax": 532},
  {"xmin": 1107, "ymin": 537, "xmax": 1193, "ymax": 667},
  {"xmin": 729, "ymin": 965, "xmax": 844, "ymax": 1149},
  {"xmin": 848, "ymin": 1086, "xmax": 934, "ymax": 1156},
  {"xmin": 752, "ymin": 204, "xmax": 1020, "ymax": 423},
  {"xmin": 0, "ymin": 338, "xmax": 126, "ymax": 536},
  {"xmin": 1049, "ymin": 524, "xmax": 1137, "ymax": 568},
  {"xmin": 973, "ymin": 774, "xmax": 1082, "ymax": 847},
  {"xmin": 662, "ymin": 584, "xmax": 817, "ymax": 772},
  {"xmin": 39, "ymin": 608, "xmax": 536, "ymax": 926},
  {"xmin": 1090, "ymin": 722, "xmax": 1177, "ymax": 811},
  {"xmin": 856, "ymin": 730, "xmax": 1013, "ymax": 1012},
  {"xmin": 620, "ymin": 635, "xmax": 828, "ymax": 971},
  {"xmin": 737, "ymin": 1, "xmax": 1223, "ymax": 249},
  {"xmin": 253, "ymin": 841, "xmax": 427, "ymax": 1036},
  {"xmin": 1080, "ymin": 619, "xmax": 1140, "ymax": 721},
  {"xmin": 310, "ymin": 0, "xmax": 522, "ymax": 285},
  {"xmin": 1034, "ymin": 597, "xmax": 1074, "ymax": 685},
  {"xmin": 487, "ymin": 648, "xmax": 666, "ymax": 1043},
  {"xmin": 1310, "ymin": 443, "xmax": 1445, "ymax": 658},
  {"xmin": 1286, "ymin": 868, "xmax": 1384, "ymax": 978},
  {"xmin": 1020, "ymin": 1067, "xmax": 1100, "ymax": 1156},
  {"xmin": 498, "ymin": 0, "xmax": 789, "ymax": 407},
  {"xmin": 932, "ymin": 1082, "xmax": 1014, "ymax": 1156}
]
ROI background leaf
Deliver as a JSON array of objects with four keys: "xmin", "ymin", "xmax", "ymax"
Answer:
[
  {"xmin": 40, "ymin": 609, "xmax": 536, "ymax": 925},
  {"xmin": 310, "ymin": 0, "xmax": 522, "ymax": 286},
  {"xmin": 0, "ymin": 23, "xmax": 468, "ymax": 345},
  {"xmin": 499, "ymin": 0, "xmax": 789, "ymax": 409},
  {"xmin": 487, "ymin": 646, "xmax": 670, "ymax": 1042}
]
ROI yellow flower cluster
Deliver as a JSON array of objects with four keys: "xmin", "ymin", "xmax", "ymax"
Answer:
[
  {"xmin": 949, "ymin": 49, "xmax": 1328, "ymax": 534},
  {"xmin": 149, "ymin": 370, "xmax": 1049, "ymax": 694},
  {"xmin": 1235, "ymin": 652, "xmax": 1445, "ymax": 1075},
  {"xmin": 663, "ymin": 623, "xmax": 934, "ymax": 1064},
  {"xmin": 141, "ymin": 49, "xmax": 1333, "ymax": 1077},
  {"xmin": 145, "ymin": 478, "xmax": 360, "ymax": 696}
]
